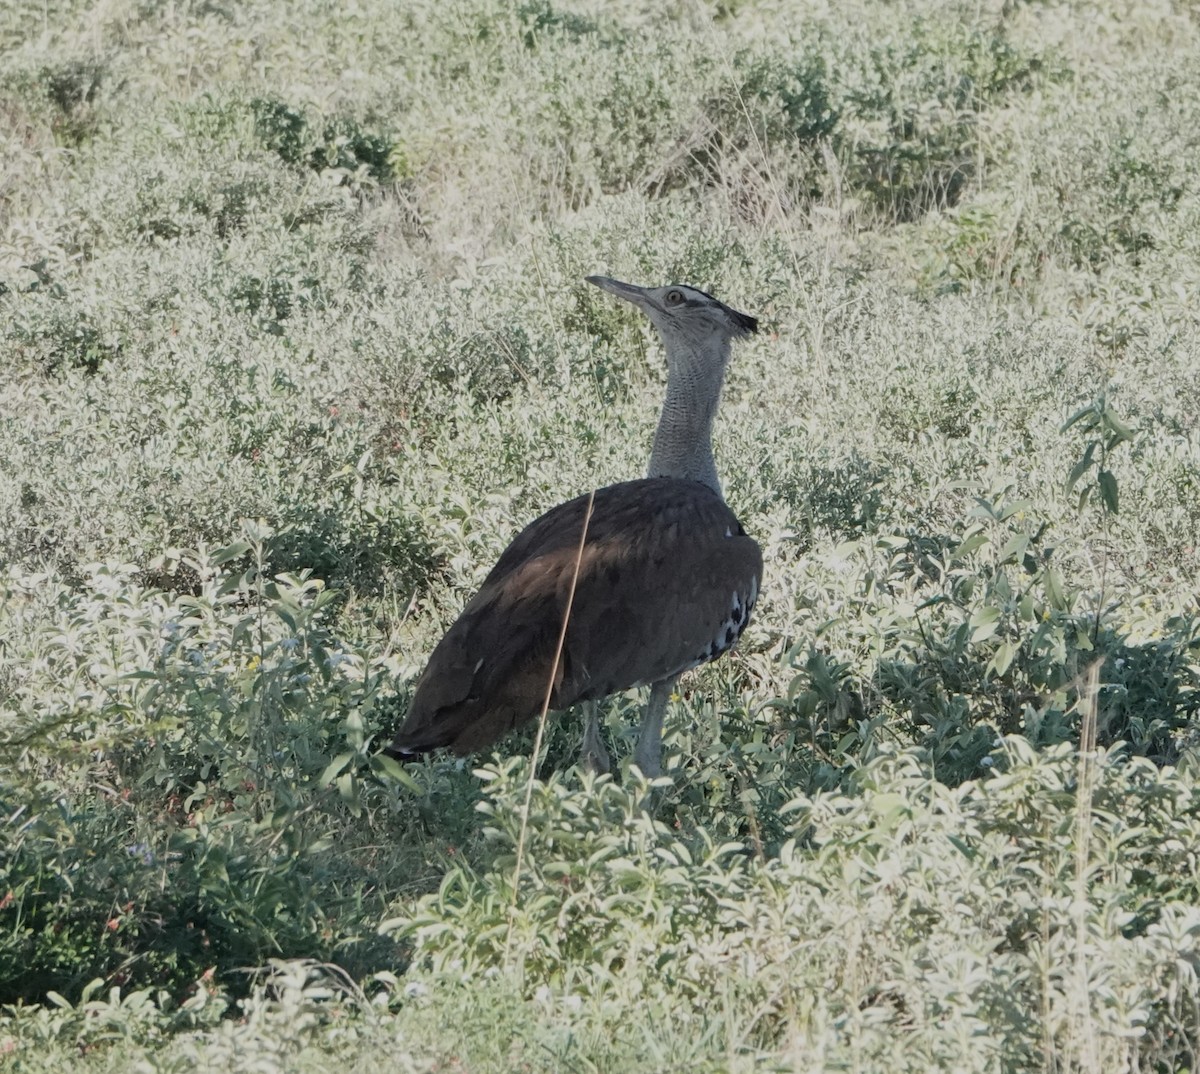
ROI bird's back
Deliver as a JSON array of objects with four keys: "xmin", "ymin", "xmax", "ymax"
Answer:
[{"xmin": 388, "ymin": 477, "xmax": 762, "ymax": 756}]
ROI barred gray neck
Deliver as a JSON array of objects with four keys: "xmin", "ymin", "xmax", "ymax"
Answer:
[{"xmin": 646, "ymin": 335, "xmax": 730, "ymax": 496}]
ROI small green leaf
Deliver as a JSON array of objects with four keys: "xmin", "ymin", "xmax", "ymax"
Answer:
[
  {"xmin": 1098, "ymin": 469, "xmax": 1119, "ymax": 514},
  {"xmin": 1099, "ymin": 407, "xmax": 1134, "ymax": 444},
  {"xmin": 997, "ymin": 499, "xmax": 1033, "ymax": 521},
  {"xmin": 1044, "ymin": 567, "xmax": 1067, "ymax": 610},
  {"xmin": 1065, "ymin": 441, "xmax": 1096, "ymax": 496},
  {"xmin": 371, "ymin": 752, "xmax": 424, "ymax": 793},
  {"xmin": 211, "ymin": 540, "xmax": 252, "ymax": 566},
  {"xmin": 915, "ymin": 595, "xmax": 950, "ymax": 613},
  {"xmin": 1061, "ymin": 405, "xmax": 1099, "ymax": 433},
  {"xmin": 320, "ymin": 752, "xmax": 354, "ymax": 787},
  {"xmin": 988, "ymin": 640, "xmax": 1017, "ymax": 677},
  {"xmin": 336, "ymin": 770, "xmax": 357, "ymax": 803},
  {"xmin": 948, "ymin": 835, "xmax": 978, "ymax": 860},
  {"xmin": 953, "ymin": 532, "xmax": 990, "ymax": 560},
  {"xmin": 998, "ymin": 534, "xmax": 1030, "ymax": 565},
  {"xmin": 969, "ymin": 605, "xmax": 1001, "ymax": 643}
]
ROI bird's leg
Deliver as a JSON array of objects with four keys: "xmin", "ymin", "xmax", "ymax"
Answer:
[
  {"xmin": 580, "ymin": 701, "xmax": 611, "ymax": 775},
  {"xmin": 633, "ymin": 677, "xmax": 677, "ymax": 778}
]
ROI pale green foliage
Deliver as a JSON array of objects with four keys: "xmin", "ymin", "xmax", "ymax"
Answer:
[
  {"xmin": 2, "ymin": 0, "xmax": 1200, "ymax": 1069},
  {"xmin": 385, "ymin": 745, "xmax": 1200, "ymax": 1071}
]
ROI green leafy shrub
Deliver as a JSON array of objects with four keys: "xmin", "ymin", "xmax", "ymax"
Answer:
[
  {"xmin": 1, "ymin": 56, "xmax": 111, "ymax": 146},
  {"xmin": 6, "ymin": 298, "xmax": 123, "ymax": 375},
  {"xmin": 251, "ymin": 95, "xmax": 406, "ymax": 184},
  {"xmin": 0, "ymin": 531, "xmax": 418, "ymax": 1006},
  {"xmin": 251, "ymin": 96, "xmax": 308, "ymax": 166},
  {"xmin": 0, "ymin": 785, "xmax": 346, "ymax": 1005},
  {"xmin": 831, "ymin": 23, "xmax": 1044, "ymax": 219},
  {"xmin": 388, "ymin": 744, "xmax": 1200, "ymax": 1070}
]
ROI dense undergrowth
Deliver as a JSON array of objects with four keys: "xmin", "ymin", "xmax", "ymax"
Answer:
[{"xmin": 1, "ymin": 0, "xmax": 1199, "ymax": 1069}]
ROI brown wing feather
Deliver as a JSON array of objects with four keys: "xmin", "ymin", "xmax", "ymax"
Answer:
[{"xmin": 387, "ymin": 478, "xmax": 762, "ymax": 757}]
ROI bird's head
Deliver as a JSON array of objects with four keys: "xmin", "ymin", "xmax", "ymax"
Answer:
[{"xmin": 585, "ymin": 276, "xmax": 758, "ymax": 352}]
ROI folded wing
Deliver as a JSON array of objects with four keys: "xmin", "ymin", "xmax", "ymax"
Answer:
[{"xmin": 388, "ymin": 477, "xmax": 762, "ymax": 756}]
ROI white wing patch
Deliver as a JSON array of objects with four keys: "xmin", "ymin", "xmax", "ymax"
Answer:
[{"xmin": 679, "ymin": 575, "xmax": 759, "ymax": 674}]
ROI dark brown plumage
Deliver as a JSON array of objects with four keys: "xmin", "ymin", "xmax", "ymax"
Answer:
[{"xmin": 389, "ymin": 478, "xmax": 762, "ymax": 756}]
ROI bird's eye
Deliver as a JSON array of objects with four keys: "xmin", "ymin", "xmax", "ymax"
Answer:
[{"xmin": 665, "ymin": 289, "xmax": 683, "ymax": 306}]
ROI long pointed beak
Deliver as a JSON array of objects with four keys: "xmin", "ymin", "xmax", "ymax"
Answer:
[{"xmin": 585, "ymin": 275, "xmax": 652, "ymax": 309}]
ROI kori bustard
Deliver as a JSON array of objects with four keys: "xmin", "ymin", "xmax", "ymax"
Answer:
[{"xmin": 386, "ymin": 276, "xmax": 761, "ymax": 776}]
